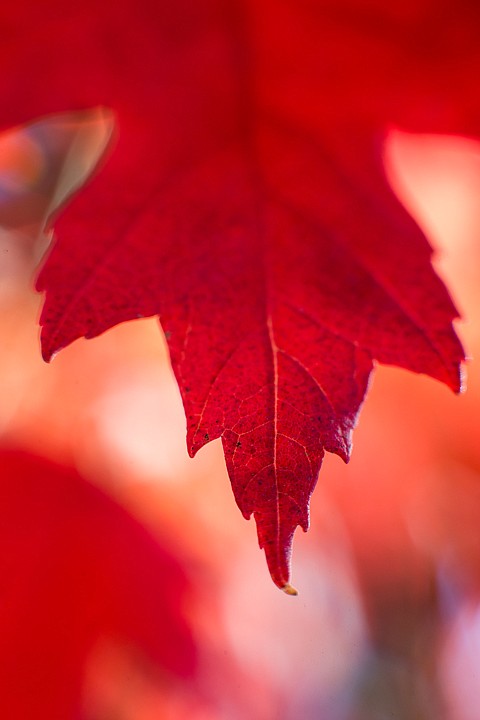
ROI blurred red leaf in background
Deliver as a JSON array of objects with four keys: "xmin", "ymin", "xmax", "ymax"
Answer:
[
  {"xmin": 0, "ymin": 449, "xmax": 197, "ymax": 719},
  {"xmin": 0, "ymin": 1, "xmax": 478, "ymax": 588}
]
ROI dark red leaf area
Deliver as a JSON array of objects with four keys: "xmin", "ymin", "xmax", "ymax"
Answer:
[
  {"xmin": 0, "ymin": 450, "xmax": 195, "ymax": 719},
  {"xmin": 0, "ymin": 1, "xmax": 474, "ymax": 588}
]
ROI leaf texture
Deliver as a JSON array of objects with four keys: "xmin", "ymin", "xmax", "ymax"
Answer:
[{"xmin": 0, "ymin": 0, "xmax": 475, "ymax": 588}]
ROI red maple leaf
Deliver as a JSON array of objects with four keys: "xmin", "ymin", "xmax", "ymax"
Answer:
[
  {"xmin": 0, "ymin": 449, "xmax": 196, "ymax": 719},
  {"xmin": 0, "ymin": 0, "xmax": 475, "ymax": 590}
]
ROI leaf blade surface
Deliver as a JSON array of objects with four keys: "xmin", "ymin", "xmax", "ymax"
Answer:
[{"xmin": 0, "ymin": 0, "xmax": 474, "ymax": 587}]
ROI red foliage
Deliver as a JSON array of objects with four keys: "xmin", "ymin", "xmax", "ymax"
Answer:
[
  {"xmin": 0, "ymin": 0, "xmax": 477, "ymax": 588},
  {"xmin": 0, "ymin": 449, "xmax": 196, "ymax": 719}
]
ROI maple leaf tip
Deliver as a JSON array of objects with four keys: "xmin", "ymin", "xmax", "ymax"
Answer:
[
  {"xmin": 39, "ymin": 333, "xmax": 59, "ymax": 363},
  {"xmin": 281, "ymin": 583, "xmax": 298, "ymax": 596},
  {"xmin": 42, "ymin": 347, "xmax": 56, "ymax": 363}
]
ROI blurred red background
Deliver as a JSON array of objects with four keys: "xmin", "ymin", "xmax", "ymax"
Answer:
[{"xmin": 0, "ymin": 114, "xmax": 479, "ymax": 719}]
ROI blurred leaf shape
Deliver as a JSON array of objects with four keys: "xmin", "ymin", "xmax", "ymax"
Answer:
[
  {"xmin": 0, "ymin": 109, "xmax": 114, "ymax": 234},
  {"xmin": 0, "ymin": 449, "xmax": 196, "ymax": 719}
]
